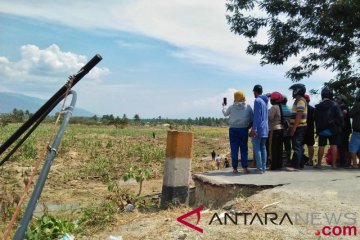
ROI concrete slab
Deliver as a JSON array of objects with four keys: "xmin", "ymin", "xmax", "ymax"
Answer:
[
  {"xmin": 193, "ymin": 166, "xmax": 360, "ymax": 186},
  {"xmin": 192, "ymin": 166, "xmax": 360, "ymax": 208}
]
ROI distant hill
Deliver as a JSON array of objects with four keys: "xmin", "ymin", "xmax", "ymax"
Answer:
[{"xmin": 0, "ymin": 92, "xmax": 95, "ymax": 117}]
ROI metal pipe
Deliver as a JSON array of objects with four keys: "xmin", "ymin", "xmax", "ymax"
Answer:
[
  {"xmin": 0, "ymin": 96, "xmax": 64, "ymax": 166},
  {"xmin": 0, "ymin": 54, "xmax": 102, "ymax": 158},
  {"xmin": 12, "ymin": 90, "xmax": 77, "ymax": 240}
]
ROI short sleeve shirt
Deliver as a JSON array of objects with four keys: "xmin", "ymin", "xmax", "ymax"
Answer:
[{"xmin": 290, "ymin": 97, "xmax": 307, "ymax": 127}]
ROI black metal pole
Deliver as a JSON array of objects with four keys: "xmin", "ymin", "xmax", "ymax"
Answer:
[
  {"xmin": 13, "ymin": 91, "xmax": 77, "ymax": 240},
  {"xmin": 0, "ymin": 54, "xmax": 102, "ymax": 161}
]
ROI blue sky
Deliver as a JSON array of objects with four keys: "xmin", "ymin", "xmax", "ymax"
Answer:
[{"xmin": 0, "ymin": 1, "xmax": 333, "ymax": 118}]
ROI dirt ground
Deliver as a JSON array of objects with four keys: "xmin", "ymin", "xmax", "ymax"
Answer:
[
  {"xmin": 93, "ymin": 169, "xmax": 360, "ymax": 240},
  {"xmin": 1, "ymin": 124, "xmax": 358, "ymax": 239}
]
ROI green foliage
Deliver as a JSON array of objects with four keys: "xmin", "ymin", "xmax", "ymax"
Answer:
[
  {"xmin": 0, "ymin": 114, "xmax": 12, "ymax": 127},
  {"xmin": 226, "ymin": 0, "xmax": 360, "ymax": 98},
  {"xmin": 0, "ymin": 108, "xmax": 33, "ymax": 124},
  {"xmin": 123, "ymin": 166, "xmax": 150, "ymax": 196},
  {"xmin": 77, "ymin": 202, "xmax": 116, "ymax": 234},
  {"xmin": 106, "ymin": 139, "xmax": 113, "ymax": 148},
  {"xmin": 86, "ymin": 157, "xmax": 117, "ymax": 181},
  {"xmin": 122, "ymin": 166, "xmax": 150, "ymax": 183},
  {"xmin": 25, "ymin": 215, "xmax": 77, "ymax": 240},
  {"xmin": 107, "ymin": 181, "xmax": 160, "ymax": 212},
  {"xmin": 107, "ymin": 182, "xmax": 137, "ymax": 210},
  {"xmin": 19, "ymin": 140, "xmax": 38, "ymax": 160},
  {"xmin": 134, "ymin": 114, "xmax": 141, "ymax": 124}
]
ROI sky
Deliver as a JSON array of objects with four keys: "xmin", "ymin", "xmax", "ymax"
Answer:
[{"xmin": 0, "ymin": 0, "xmax": 334, "ymax": 119}]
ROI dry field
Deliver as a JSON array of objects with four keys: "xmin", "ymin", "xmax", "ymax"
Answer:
[{"xmin": 1, "ymin": 124, "xmax": 233, "ymax": 239}]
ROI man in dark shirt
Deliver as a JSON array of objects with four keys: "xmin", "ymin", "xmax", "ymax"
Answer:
[
  {"xmin": 314, "ymin": 88, "xmax": 343, "ymax": 168},
  {"xmin": 335, "ymin": 95, "xmax": 352, "ymax": 167}
]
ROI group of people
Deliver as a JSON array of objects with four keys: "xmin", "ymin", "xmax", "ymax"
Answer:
[
  {"xmin": 211, "ymin": 150, "xmax": 230, "ymax": 169},
  {"xmin": 222, "ymin": 83, "xmax": 360, "ymax": 174}
]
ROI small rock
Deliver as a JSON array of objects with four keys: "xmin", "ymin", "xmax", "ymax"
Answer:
[
  {"xmin": 124, "ymin": 204, "xmax": 135, "ymax": 212},
  {"xmin": 152, "ymin": 195, "xmax": 160, "ymax": 200},
  {"xmin": 177, "ymin": 231, "xmax": 187, "ymax": 240},
  {"xmin": 172, "ymin": 198, "xmax": 181, "ymax": 205},
  {"xmin": 107, "ymin": 236, "xmax": 123, "ymax": 240},
  {"xmin": 222, "ymin": 200, "xmax": 236, "ymax": 210},
  {"xmin": 230, "ymin": 209, "xmax": 243, "ymax": 215}
]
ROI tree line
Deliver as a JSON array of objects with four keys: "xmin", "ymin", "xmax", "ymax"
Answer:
[{"xmin": 0, "ymin": 109, "xmax": 228, "ymax": 127}]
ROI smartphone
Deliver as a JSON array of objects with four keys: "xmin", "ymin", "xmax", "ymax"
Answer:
[{"xmin": 223, "ymin": 97, "xmax": 227, "ymax": 106}]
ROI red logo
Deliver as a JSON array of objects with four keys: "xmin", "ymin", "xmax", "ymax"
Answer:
[{"xmin": 177, "ymin": 206, "xmax": 204, "ymax": 233}]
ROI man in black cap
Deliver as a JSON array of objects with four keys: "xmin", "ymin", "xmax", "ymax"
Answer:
[{"xmin": 287, "ymin": 84, "xmax": 307, "ymax": 171}]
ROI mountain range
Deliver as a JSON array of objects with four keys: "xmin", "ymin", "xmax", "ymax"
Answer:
[{"xmin": 0, "ymin": 92, "xmax": 95, "ymax": 117}]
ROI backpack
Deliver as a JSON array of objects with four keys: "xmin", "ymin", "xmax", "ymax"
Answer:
[
  {"xmin": 279, "ymin": 104, "xmax": 290, "ymax": 131},
  {"xmin": 315, "ymin": 100, "xmax": 344, "ymax": 134}
]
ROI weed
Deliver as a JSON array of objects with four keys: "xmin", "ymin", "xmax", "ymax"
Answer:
[
  {"xmin": 25, "ymin": 214, "xmax": 77, "ymax": 240},
  {"xmin": 107, "ymin": 182, "xmax": 137, "ymax": 210},
  {"xmin": 77, "ymin": 202, "xmax": 116, "ymax": 235},
  {"xmin": 86, "ymin": 157, "xmax": 117, "ymax": 181},
  {"xmin": 123, "ymin": 166, "xmax": 150, "ymax": 196}
]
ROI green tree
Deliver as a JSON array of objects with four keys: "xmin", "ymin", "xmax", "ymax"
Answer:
[
  {"xmin": 12, "ymin": 108, "xmax": 25, "ymax": 122},
  {"xmin": 226, "ymin": 0, "xmax": 360, "ymax": 100},
  {"xmin": 122, "ymin": 114, "xmax": 129, "ymax": 125},
  {"xmin": 101, "ymin": 114, "xmax": 115, "ymax": 125},
  {"xmin": 134, "ymin": 114, "xmax": 141, "ymax": 124},
  {"xmin": 91, "ymin": 114, "xmax": 98, "ymax": 121}
]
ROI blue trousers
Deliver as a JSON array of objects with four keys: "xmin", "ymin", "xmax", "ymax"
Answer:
[
  {"xmin": 291, "ymin": 126, "xmax": 307, "ymax": 169},
  {"xmin": 252, "ymin": 137, "xmax": 267, "ymax": 172},
  {"xmin": 229, "ymin": 128, "xmax": 249, "ymax": 169}
]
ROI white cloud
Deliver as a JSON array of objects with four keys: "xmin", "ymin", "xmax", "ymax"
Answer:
[
  {"xmin": 0, "ymin": 1, "xmax": 336, "ymax": 118},
  {"xmin": 0, "ymin": 44, "xmax": 109, "ymax": 85},
  {"xmin": 0, "ymin": 0, "xmax": 259, "ymax": 74},
  {"xmin": 0, "ymin": 0, "xmax": 336, "ymax": 80}
]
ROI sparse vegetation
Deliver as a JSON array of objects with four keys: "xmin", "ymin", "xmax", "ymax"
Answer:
[{"xmin": 0, "ymin": 122, "xmax": 229, "ymax": 238}]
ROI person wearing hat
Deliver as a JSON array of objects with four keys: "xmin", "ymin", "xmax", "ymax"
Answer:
[
  {"xmin": 314, "ymin": 88, "xmax": 344, "ymax": 169},
  {"xmin": 268, "ymin": 92, "xmax": 284, "ymax": 170},
  {"xmin": 335, "ymin": 95, "xmax": 352, "ymax": 167},
  {"xmin": 348, "ymin": 90, "xmax": 360, "ymax": 168},
  {"xmin": 222, "ymin": 90, "xmax": 253, "ymax": 173},
  {"xmin": 249, "ymin": 84, "xmax": 269, "ymax": 173},
  {"xmin": 287, "ymin": 84, "xmax": 308, "ymax": 171}
]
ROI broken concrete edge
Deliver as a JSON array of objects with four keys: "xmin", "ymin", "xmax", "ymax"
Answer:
[
  {"xmin": 192, "ymin": 174, "xmax": 287, "ymax": 188},
  {"xmin": 191, "ymin": 174, "xmax": 290, "ymax": 209}
]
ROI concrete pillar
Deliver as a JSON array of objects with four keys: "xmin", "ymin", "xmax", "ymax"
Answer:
[{"xmin": 161, "ymin": 130, "xmax": 193, "ymax": 208}]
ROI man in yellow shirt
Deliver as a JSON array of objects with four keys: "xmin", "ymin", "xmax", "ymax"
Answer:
[{"xmin": 287, "ymin": 84, "xmax": 307, "ymax": 171}]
